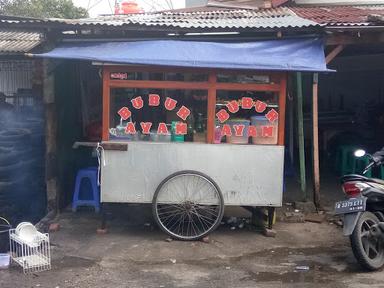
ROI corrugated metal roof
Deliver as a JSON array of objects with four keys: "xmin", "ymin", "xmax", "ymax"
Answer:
[
  {"xmin": 46, "ymin": 8, "xmax": 320, "ymax": 29},
  {"xmin": 207, "ymin": 0, "xmax": 290, "ymax": 9},
  {"xmin": 0, "ymin": 30, "xmax": 44, "ymax": 54},
  {"xmin": 290, "ymin": 5, "xmax": 384, "ymax": 26}
]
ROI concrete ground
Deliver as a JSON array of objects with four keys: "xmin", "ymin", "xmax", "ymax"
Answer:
[{"xmin": 1, "ymin": 206, "xmax": 384, "ymax": 288}]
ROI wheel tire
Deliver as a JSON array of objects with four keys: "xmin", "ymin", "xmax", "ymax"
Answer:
[
  {"xmin": 350, "ymin": 211, "xmax": 384, "ymax": 271},
  {"xmin": 152, "ymin": 170, "xmax": 224, "ymax": 241}
]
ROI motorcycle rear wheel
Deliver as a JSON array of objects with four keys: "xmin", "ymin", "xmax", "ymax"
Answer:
[{"xmin": 350, "ymin": 211, "xmax": 384, "ymax": 271}]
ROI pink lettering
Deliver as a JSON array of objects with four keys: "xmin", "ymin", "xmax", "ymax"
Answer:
[
  {"xmin": 233, "ymin": 125, "xmax": 245, "ymax": 137},
  {"xmin": 117, "ymin": 107, "xmax": 131, "ymax": 120},
  {"xmin": 255, "ymin": 100, "xmax": 267, "ymax": 113},
  {"xmin": 131, "ymin": 96, "xmax": 144, "ymax": 109},
  {"xmin": 226, "ymin": 100, "xmax": 239, "ymax": 114},
  {"xmin": 149, "ymin": 94, "xmax": 160, "ymax": 106},
  {"xmin": 216, "ymin": 109, "xmax": 230, "ymax": 123},
  {"xmin": 125, "ymin": 122, "xmax": 136, "ymax": 134},
  {"xmin": 140, "ymin": 122, "xmax": 152, "ymax": 134},
  {"xmin": 157, "ymin": 123, "xmax": 169, "ymax": 135},
  {"xmin": 164, "ymin": 97, "xmax": 177, "ymax": 111},
  {"xmin": 266, "ymin": 109, "xmax": 278, "ymax": 123}
]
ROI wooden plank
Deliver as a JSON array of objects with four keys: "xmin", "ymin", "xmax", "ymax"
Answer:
[
  {"xmin": 110, "ymin": 79, "xmax": 211, "ymax": 90},
  {"xmin": 72, "ymin": 141, "xmax": 98, "ymax": 149},
  {"xmin": 109, "ymin": 65, "xmax": 211, "ymax": 74},
  {"xmin": 107, "ymin": 64, "xmax": 281, "ymax": 78},
  {"xmin": 312, "ymin": 73, "xmax": 321, "ymax": 208},
  {"xmin": 296, "ymin": 72, "xmax": 307, "ymax": 200},
  {"xmin": 326, "ymin": 32, "xmax": 384, "ymax": 46},
  {"xmin": 110, "ymin": 79, "xmax": 280, "ymax": 92},
  {"xmin": 207, "ymin": 72, "xmax": 217, "ymax": 144},
  {"xmin": 277, "ymin": 73, "xmax": 287, "ymax": 145},
  {"xmin": 326, "ymin": 45, "xmax": 344, "ymax": 64},
  {"xmin": 102, "ymin": 142, "xmax": 128, "ymax": 151},
  {"xmin": 72, "ymin": 141, "xmax": 128, "ymax": 151},
  {"xmin": 216, "ymin": 82, "xmax": 280, "ymax": 92},
  {"xmin": 102, "ymin": 66, "xmax": 110, "ymax": 141}
]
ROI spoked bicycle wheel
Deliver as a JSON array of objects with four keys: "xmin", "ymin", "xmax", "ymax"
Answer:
[{"xmin": 152, "ymin": 170, "xmax": 224, "ymax": 241}]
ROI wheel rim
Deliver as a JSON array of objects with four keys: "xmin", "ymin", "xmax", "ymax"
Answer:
[
  {"xmin": 361, "ymin": 219, "xmax": 383, "ymax": 260},
  {"xmin": 154, "ymin": 173, "xmax": 223, "ymax": 240}
]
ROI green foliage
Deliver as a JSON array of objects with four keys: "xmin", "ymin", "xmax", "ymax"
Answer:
[{"xmin": 0, "ymin": 0, "xmax": 88, "ymax": 19}]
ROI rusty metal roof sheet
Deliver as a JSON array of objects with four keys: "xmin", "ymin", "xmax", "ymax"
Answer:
[
  {"xmin": 0, "ymin": 30, "xmax": 44, "ymax": 54},
  {"xmin": 45, "ymin": 8, "xmax": 320, "ymax": 29},
  {"xmin": 0, "ymin": 8, "xmax": 319, "ymax": 30},
  {"xmin": 290, "ymin": 5, "xmax": 384, "ymax": 26}
]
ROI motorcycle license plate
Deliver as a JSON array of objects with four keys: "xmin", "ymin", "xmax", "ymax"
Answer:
[{"xmin": 334, "ymin": 197, "xmax": 366, "ymax": 215}]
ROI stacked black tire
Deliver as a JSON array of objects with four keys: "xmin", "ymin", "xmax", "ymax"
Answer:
[{"xmin": 0, "ymin": 118, "xmax": 46, "ymax": 226}]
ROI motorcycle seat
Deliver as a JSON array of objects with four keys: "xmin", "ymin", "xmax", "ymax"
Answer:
[
  {"xmin": 369, "ymin": 178, "xmax": 384, "ymax": 186},
  {"xmin": 342, "ymin": 174, "xmax": 384, "ymax": 186},
  {"xmin": 342, "ymin": 174, "xmax": 370, "ymax": 182}
]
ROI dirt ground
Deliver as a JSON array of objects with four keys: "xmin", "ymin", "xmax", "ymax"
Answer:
[{"xmin": 1, "ymin": 206, "xmax": 384, "ymax": 288}]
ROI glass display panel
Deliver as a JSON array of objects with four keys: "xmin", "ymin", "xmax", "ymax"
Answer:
[
  {"xmin": 215, "ymin": 90, "xmax": 279, "ymax": 145},
  {"xmin": 110, "ymin": 88, "xmax": 208, "ymax": 143}
]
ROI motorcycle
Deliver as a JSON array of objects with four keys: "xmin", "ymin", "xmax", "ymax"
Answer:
[{"xmin": 335, "ymin": 147, "xmax": 384, "ymax": 270}]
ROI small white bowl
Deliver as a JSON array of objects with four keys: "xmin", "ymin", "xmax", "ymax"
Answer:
[{"xmin": 15, "ymin": 222, "xmax": 39, "ymax": 244}]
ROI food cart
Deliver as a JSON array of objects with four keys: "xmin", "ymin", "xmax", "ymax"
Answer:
[{"xmin": 37, "ymin": 38, "xmax": 328, "ymax": 240}]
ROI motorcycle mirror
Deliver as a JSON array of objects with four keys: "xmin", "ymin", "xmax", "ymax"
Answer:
[{"xmin": 354, "ymin": 149, "xmax": 366, "ymax": 158}]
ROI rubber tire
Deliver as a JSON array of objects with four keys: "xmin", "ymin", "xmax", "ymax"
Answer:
[
  {"xmin": 350, "ymin": 211, "xmax": 384, "ymax": 271},
  {"xmin": 152, "ymin": 170, "xmax": 224, "ymax": 241}
]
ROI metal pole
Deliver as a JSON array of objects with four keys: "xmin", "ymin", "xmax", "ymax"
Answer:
[
  {"xmin": 296, "ymin": 72, "xmax": 307, "ymax": 201},
  {"xmin": 312, "ymin": 73, "xmax": 321, "ymax": 207}
]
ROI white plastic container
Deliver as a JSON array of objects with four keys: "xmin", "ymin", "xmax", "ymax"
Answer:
[
  {"xmin": 0, "ymin": 253, "xmax": 10, "ymax": 269},
  {"xmin": 250, "ymin": 116, "xmax": 278, "ymax": 145},
  {"xmin": 226, "ymin": 119, "xmax": 250, "ymax": 144}
]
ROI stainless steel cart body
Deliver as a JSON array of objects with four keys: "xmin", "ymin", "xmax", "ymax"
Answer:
[{"xmin": 101, "ymin": 141, "xmax": 284, "ymax": 206}]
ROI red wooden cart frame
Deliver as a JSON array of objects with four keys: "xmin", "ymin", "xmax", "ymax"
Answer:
[{"xmin": 102, "ymin": 65, "xmax": 287, "ymax": 145}]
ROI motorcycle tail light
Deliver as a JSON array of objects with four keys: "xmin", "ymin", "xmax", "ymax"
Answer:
[{"xmin": 342, "ymin": 182, "xmax": 369, "ymax": 197}]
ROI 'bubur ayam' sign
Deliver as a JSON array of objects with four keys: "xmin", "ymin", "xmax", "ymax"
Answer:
[
  {"xmin": 112, "ymin": 94, "xmax": 278, "ymax": 138},
  {"xmin": 216, "ymin": 97, "xmax": 278, "ymax": 138},
  {"xmin": 115, "ymin": 94, "xmax": 190, "ymax": 135}
]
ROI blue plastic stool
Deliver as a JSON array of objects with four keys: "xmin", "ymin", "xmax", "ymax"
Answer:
[{"xmin": 72, "ymin": 167, "xmax": 100, "ymax": 213}]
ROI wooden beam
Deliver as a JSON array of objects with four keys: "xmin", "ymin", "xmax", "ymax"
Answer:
[
  {"xmin": 326, "ymin": 32, "xmax": 384, "ymax": 46},
  {"xmin": 109, "ymin": 79, "xmax": 280, "ymax": 92},
  {"xmin": 277, "ymin": 73, "xmax": 287, "ymax": 145},
  {"xmin": 326, "ymin": 45, "xmax": 344, "ymax": 64},
  {"xmin": 107, "ymin": 64, "xmax": 282, "ymax": 78},
  {"xmin": 207, "ymin": 73, "xmax": 217, "ymax": 144},
  {"xmin": 216, "ymin": 82, "xmax": 280, "ymax": 92},
  {"xmin": 102, "ymin": 66, "xmax": 111, "ymax": 141},
  {"xmin": 296, "ymin": 72, "xmax": 306, "ymax": 200},
  {"xmin": 312, "ymin": 73, "xmax": 321, "ymax": 208},
  {"xmin": 110, "ymin": 79, "xmax": 211, "ymax": 90}
]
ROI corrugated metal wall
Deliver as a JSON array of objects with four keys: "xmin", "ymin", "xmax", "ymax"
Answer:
[
  {"xmin": 0, "ymin": 60, "xmax": 33, "ymax": 96},
  {"xmin": 0, "ymin": 59, "xmax": 46, "ymax": 226}
]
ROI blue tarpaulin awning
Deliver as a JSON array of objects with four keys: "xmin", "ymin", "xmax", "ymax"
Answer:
[{"xmin": 35, "ymin": 38, "xmax": 329, "ymax": 72}]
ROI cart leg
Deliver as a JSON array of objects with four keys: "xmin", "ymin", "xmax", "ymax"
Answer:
[
  {"xmin": 267, "ymin": 207, "xmax": 275, "ymax": 230},
  {"xmin": 97, "ymin": 203, "xmax": 108, "ymax": 234},
  {"xmin": 102, "ymin": 203, "xmax": 108, "ymax": 229}
]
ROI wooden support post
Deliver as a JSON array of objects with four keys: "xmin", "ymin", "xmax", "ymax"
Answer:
[
  {"xmin": 102, "ymin": 67, "xmax": 111, "ymax": 141},
  {"xmin": 207, "ymin": 72, "xmax": 217, "ymax": 144},
  {"xmin": 326, "ymin": 45, "xmax": 344, "ymax": 64},
  {"xmin": 277, "ymin": 73, "xmax": 287, "ymax": 145},
  {"xmin": 312, "ymin": 73, "xmax": 321, "ymax": 208},
  {"xmin": 296, "ymin": 72, "xmax": 307, "ymax": 201},
  {"xmin": 43, "ymin": 59, "xmax": 59, "ymax": 212}
]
